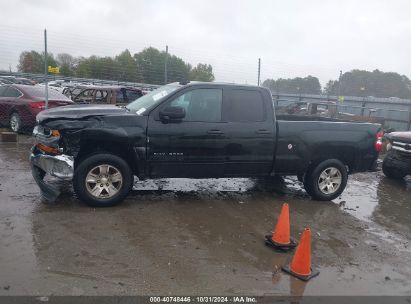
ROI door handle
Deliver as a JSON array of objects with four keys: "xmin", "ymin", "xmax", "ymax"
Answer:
[
  {"xmin": 256, "ymin": 129, "xmax": 271, "ymax": 134},
  {"xmin": 207, "ymin": 129, "xmax": 224, "ymax": 135}
]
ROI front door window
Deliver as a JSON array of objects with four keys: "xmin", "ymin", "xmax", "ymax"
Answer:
[{"xmin": 169, "ymin": 88, "xmax": 223, "ymax": 122}]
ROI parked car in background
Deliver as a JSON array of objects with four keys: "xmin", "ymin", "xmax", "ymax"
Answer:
[
  {"xmin": 15, "ymin": 77, "xmax": 37, "ymax": 85},
  {"xmin": 383, "ymin": 131, "xmax": 411, "ymax": 179},
  {"xmin": 47, "ymin": 80, "xmax": 66, "ymax": 93},
  {"xmin": 62, "ymin": 85, "xmax": 91, "ymax": 100},
  {"xmin": 72, "ymin": 86, "xmax": 143, "ymax": 105},
  {"xmin": 276, "ymin": 102, "xmax": 307, "ymax": 115},
  {"xmin": 0, "ymin": 76, "xmax": 16, "ymax": 84},
  {"xmin": 0, "ymin": 76, "xmax": 36, "ymax": 85},
  {"xmin": 277, "ymin": 101, "xmax": 385, "ymax": 126},
  {"xmin": 0, "ymin": 84, "xmax": 73, "ymax": 133}
]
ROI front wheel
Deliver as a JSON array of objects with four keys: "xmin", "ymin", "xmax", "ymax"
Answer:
[
  {"xmin": 73, "ymin": 153, "xmax": 133, "ymax": 207},
  {"xmin": 10, "ymin": 112, "xmax": 22, "ymax": 133},
  {"xmin": 303, "ymin": 159, "xmax": 348, "ymax": 201}
]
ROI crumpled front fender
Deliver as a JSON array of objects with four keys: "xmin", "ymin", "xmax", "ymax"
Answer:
[{"xmin": 30, "ymin": 151, "xmax": 74, "ymax": 202}]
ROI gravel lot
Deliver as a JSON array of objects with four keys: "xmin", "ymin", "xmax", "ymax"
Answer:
[{"xmin": 0, "ymin": 136, "xmax": 410, "ymax": 296}]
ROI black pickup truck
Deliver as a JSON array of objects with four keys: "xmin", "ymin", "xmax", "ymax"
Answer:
[{"xmin": 30, "ymin": 82, "xmax": 382, "ymax": 207}]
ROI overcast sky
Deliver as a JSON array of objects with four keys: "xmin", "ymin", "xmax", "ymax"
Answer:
[{"xmin": 1, "ymin": 0, "xmax": 411, "ymax": 85}]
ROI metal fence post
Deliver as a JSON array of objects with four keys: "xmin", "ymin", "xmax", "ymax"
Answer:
[
  {"xmin": 164, "ymin": 45, "xmax": 168, "ymax": 84},
  {"xmin": 44, "ymin": 29, "xmax": 48, "ymax": 109},
  {"xmin": 408, "ymin": 104, "xmax": 411, "ymax": 131}
]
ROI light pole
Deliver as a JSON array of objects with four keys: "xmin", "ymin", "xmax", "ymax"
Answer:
[
  {"xmin": 44, "ymin": 29, "xmax": 48, "ymax": 109},
  {"xmin": 164, "ymin": 45, "xmax": 168, "ymax": 84},
  {"xmin": 360, "ymin": 86, "xmax": 366, "ymax": 116}
]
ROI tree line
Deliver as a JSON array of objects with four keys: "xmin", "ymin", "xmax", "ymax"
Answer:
[
  {"xmin": 17, "ymin": 47, "xmax": 215, "ymax": 84},
  {"xmin": 323, "ymin": 69, "xmax": 411, "ymax": 99},
  {"xmin": 262, "ymin": 76, "xmax": 322, "ymax": 95},
  {"xmin": 17, "ymin": 49, "xmax": 411, "ymax": 99},
  {"xmin": 263, "ymin": 70, "xmax": 411, "ymax": 99}
]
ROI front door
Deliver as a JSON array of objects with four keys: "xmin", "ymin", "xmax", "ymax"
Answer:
[{"xmin": 147, "ymin": 87, "xmax": 227, "ymax": 178}]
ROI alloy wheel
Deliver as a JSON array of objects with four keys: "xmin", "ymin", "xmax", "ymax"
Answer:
[{"xmin": 85, "ymin": 164, "xmax": 123, "ymax": 199}]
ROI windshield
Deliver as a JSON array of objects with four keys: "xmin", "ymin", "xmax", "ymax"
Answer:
[{"xmin": 126, "ymin": 84, "xmax": 180, "ymax": 114}]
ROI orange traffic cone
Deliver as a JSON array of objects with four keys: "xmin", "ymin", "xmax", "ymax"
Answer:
[
  {"xmin": 265, "ymin": 203, "xmax": 297, "ymax": 251},
  {"xmin": 282, "ymin": 228, "xmax": 320, "ymax": 281}
]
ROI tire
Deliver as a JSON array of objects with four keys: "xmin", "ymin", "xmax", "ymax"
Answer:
[
  {"xmin": 303, "ymin": 159, "xmax": 348, "ymax": 201},
  {"xmin": 10, "ymin": 112, "xmax": 21, "ymax": 133},
  {"xmin": 382, "ymin": 153, "xmax": 406, "ymax": 180},
  {"xmin": 73, "ymin": 153, "xmax": 133, "ymax": 207}
]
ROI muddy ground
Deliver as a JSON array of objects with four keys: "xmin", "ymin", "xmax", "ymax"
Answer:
[{"xmin": 0, "ymin": 136, "xmax": 410, "ymax": 296}]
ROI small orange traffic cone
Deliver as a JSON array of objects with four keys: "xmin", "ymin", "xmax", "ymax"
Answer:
[
  {"xmin": 265, "ymin": 203, "xmax": 297, "ymax": 251},
  {"xmin": 282, "ymin": 228, "xmax": 320, "ymax": 281}
]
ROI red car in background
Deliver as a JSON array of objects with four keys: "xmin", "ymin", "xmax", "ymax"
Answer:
[{"xmin": 0, "ymin": 84, "xmax": 73, "ymax": 133}]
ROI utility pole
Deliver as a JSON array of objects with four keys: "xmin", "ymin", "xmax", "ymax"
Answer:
[
  {"xmin": 44, "ymin": 29, "xmax": 49, "ymax": 109},
  {"xmin": 257, "ymin": 58, "xmax": 261, "ymax": 86},
  {"xmin": 337, "ymin": 70, "xmax": 342, "ymax": 97},
  {"xmin": 164, "ymin": 45, "xmax": 168, "ymax": 84}
]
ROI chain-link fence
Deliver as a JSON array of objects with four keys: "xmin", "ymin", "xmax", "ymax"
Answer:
[
  {"xmin": 274, "ymin": 93, "xmax": 411, "ymax": 131},
  {"xmin": 1, "ymin": 72, "xmax": 411, "ymax": 134}
]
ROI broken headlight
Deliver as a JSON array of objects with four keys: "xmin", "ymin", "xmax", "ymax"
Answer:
[{"xmin": 33, "ymin": 126, "xmax": 62, "ymax": 155}]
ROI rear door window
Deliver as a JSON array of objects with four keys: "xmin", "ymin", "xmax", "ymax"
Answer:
[
  {"xmin": 0, "ymin": 86, "xmax": 7, "ymax": 97},
  {"xmin": 226, "ymin": 89, "xmax": 265, "ymax": 122},
  {"xmin": 4, "ymin": 87, "xmax": 22, "ymax": 98}
]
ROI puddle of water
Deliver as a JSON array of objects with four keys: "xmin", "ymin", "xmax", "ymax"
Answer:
[
  {"xmin": 337, "ymin": 173, "xmax": 380, "ymax": 221},
  {"xmin": 334, "ymin": 172, "xmax": 410, "ymax": 250},
  {"xmin": 134, "ymin": 178, "xmax": 255, "ymax": 192}
]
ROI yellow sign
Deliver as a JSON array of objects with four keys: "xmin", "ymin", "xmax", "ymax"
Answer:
[
  {"xmin": 337, "ymin": 96, "xmax": 345, "ymax": 103},
  {"xmin": 48, "ymin": 66, "xmax": 60, "ymax": 74}
]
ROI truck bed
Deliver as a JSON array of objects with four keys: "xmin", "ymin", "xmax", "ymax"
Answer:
[{"xmin": 274, "ymin": 117, "xmax": 381, "ymax": 175}]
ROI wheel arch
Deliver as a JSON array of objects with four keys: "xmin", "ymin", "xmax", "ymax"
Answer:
[
  {"xmin": 75, "ymin": 140, "xmax": 139, "ymax": 175},
  {"xmin": 305, "ymin": 147, "xmax": 355, "ymax": 174}
]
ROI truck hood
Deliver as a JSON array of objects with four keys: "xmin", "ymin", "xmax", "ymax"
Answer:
[
  {"xmin": 36, "ymin": 104, "xmax": 127, "ymax": 123},
  {"xmin": 385, "ymin": 131, "xmax": 411, "ymax": 143}
]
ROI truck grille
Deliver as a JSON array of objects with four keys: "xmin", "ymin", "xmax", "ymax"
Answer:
[{"xmin": 392, "ymin": 141, "xmax": 411, "ymax": 154}]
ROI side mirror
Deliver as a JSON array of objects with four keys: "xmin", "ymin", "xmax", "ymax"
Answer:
[{"xmin": 159, "ymin": 106, "xmax": 185, "ymax": 121}]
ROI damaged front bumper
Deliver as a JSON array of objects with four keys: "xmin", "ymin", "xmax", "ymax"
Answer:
[{"xmin": 30, "ymin": 149, "xmax": 74, "ymax": 202}]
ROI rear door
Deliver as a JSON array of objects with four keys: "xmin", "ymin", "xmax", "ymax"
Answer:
[
  {"xmin": 147, "ymin": 86, "xmax": 227, "ymax": 178},
  {"xmin": 0, "ymin": 86, "xmax": 10, "ymax": 124},
  {"xmin": 0, "ymin": 86, "xmax": 22, "ymax": 125},
  {"xmin": 222, "ymin": 88, "xmax": 276, "ymax": 176}
]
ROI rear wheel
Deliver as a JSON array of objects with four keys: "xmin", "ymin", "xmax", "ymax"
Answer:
[
  {"xmin": 10, "ymin": 112, "xmax": 21, "ymax": 133},
  {"xmin": 303, "ymin": 159, "xmax": 348, "ymax": 201},
  {"xmin": 73, "ymin": 153, "xmax": 133, "ymax": 207}
]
